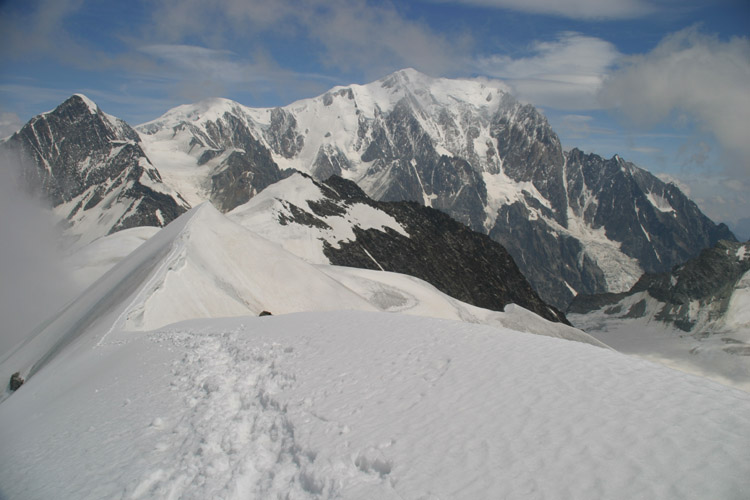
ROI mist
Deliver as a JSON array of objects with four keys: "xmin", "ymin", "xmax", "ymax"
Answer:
[{"xmin": 0, "ymin": 158, "xmax": 75, "ymax": 355}]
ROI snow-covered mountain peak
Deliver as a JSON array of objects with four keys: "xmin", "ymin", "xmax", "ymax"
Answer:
[
  {"xmin": 125, "ymin": 70, "xmax": 734, "ymax": 308},
  {"xmin": 70, "ymin": 93, "xmax": 100, "ymax": 115},
  {"xmin": 138, "ymin": 97, "xmax": 250, "ymax": 133},
  {"xmin": 374, "ymin": 68, "xmax": 511, "ymax": 111},
  {"xmin": 6, "ymin": 71, "xmax": 734, "ymax": 311},
  {"xmin": 379, "ymin": 67, "xmax": 429, "ymax": 86},
  {"xmin": 32, "ymin": 94, "xmax": 136, "ymax": 143}
]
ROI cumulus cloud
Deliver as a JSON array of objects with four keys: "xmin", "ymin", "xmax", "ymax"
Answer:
[
  {"xmin": 599, "ymin": 27, "xmax": 750, "ymax": 175},
  {"xmin": 476, "ymin": 32, "xmax": 621, "ymax": 110},
  {"xmin": 425, "ymin": 0, "xmax": 657, "ymax": 19}
]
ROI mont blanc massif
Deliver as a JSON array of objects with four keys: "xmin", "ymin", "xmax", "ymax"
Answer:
[{"xmin": 1, "ymin": 69, "xmax": 749, "ymax": 499}]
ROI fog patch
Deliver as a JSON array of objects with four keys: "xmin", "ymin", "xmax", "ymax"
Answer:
[{"xmin": 0, "ymin": 158, "xmax": 75, "ymax": 354}]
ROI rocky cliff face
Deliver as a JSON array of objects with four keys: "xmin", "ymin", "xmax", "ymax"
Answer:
[
  {"xmin": 0, "ymin": 95, "xmax": 190, "ymax": 246},
  {"xmin": 569, "ymin": 240, "xmax": 750, "ymax": 333},
  {"xmin": 137, "ymin": 69, "xmax": 733, "ymax": 308},
  {"xmin": 563, "ymin": 149, "xmax": 733, "ymax": 275}
]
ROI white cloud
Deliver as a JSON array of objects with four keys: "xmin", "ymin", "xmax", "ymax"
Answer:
[
  {"xmin": 656, "ymin": 171, "xmax": 750, "ymax": 238},
  {"xmin": 599, "ymin": 27, "xmax": 750, "ymax": 176},
  {"xmin": 630, "ymin": 146, "xmax": 662, "ymax": 154},
  {"xmin": 425, "ymin": 0, "xmax": 656, "ymax": 19},
  {"xmin": 0, "ymin": 156, "xmax": 76, "ymax": 354},
  {"xmin": 656, "ymin": 173, "xmax": 692, "ymax": 196},
  {"xmin": 476, "ymin": 32, "xmax": 621, "ymax": 110},
  {"xmin": 145, "ymin": 0, "xmax": 467, "ymax": 79},
  {"xmin": 0, "ymin": 111, "xmax": 23, "ymax": 138},
  {"xmin": 132, "ymin": 43, "xmax": 340, "ymax": 105}
]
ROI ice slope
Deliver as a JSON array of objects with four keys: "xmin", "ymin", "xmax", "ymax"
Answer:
[
  {"xmin": 64, "ymin": 197, "xmax": 601, "ymax": 345},
  {"xmin": 1, "ymin": 311, "xmax": 748, "ymax": 499},
  {"xmin": 57, "ymin": 183, "xmax": 593, "ymax": 347}
]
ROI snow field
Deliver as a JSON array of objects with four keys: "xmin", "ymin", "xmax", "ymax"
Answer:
[{"xmin": 1, "ymin": 311, "xmax": 749, "ymax": 499}]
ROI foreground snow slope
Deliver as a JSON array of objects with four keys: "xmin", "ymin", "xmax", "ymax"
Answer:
[{"xmin": 1, "ymin": 311, "xmax": 748, "ymax": 499}]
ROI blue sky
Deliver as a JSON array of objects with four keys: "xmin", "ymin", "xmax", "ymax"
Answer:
[{"xmin": 1, "ymin": 0, "xmax": 749, "ymax": 238}]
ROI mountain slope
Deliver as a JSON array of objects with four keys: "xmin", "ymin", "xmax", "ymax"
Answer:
[
  {"xmin": 230, "ymin": 172, "xmax": 567, "ymax": 323},
  {"xmin": 137, "ymin": 69, "xmax": 734, "ymax": 307},
  {"xmin": 0, "ymin": 95, "xmax": 190, "ymax": 247},
  {"xmin": 2, "ymin": 72, "xmax": 733, "ymax": 307}
]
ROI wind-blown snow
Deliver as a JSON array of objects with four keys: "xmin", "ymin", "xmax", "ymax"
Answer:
[{"xmin": 1, "ymin": 311, "xmax": 748, "ymax": 499}]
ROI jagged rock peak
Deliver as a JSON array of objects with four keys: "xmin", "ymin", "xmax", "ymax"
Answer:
[
  {"xmin": 0, "ymin": 95, "xmax": 190, "ymax": 246},
  {"xmin": 34, "ymin": 93, "xmax": 140, "ymax": 143},
  {"xmin": 35, "ymin": 93, "xmax": 98, "ymax": 116}
]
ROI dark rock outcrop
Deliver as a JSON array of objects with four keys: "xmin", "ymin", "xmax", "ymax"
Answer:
[
  {"xmin": 287, "ymin": 175, "xmax": 569, "ymax": 324},
  {"xmin": 9, "ymin": 372, "xmax": 24, "ymax": 392}
]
